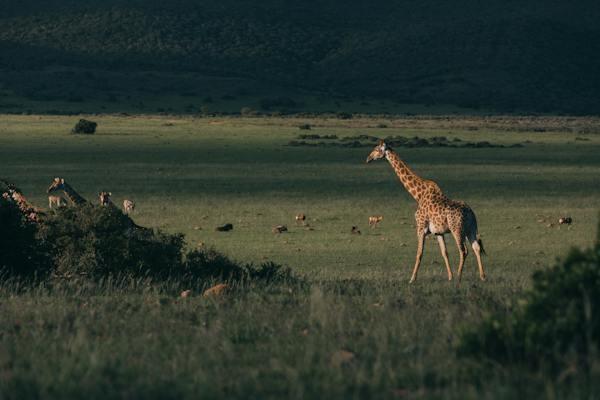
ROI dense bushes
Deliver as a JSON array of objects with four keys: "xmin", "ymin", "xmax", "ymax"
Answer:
[
  {"xmin": 459, "ymin": 222, "xmax": 600, "ymax": 372},
  {"xmin": 0, "ymin": 199, "xmax": 295, "ymax": 285},
  {"xmin": 0, "ymin": 195, "xmax": 52, "ymax": 279},
  {"xmin": 38, "ymin": 205, "xmax": 184, "ymax": 280}
]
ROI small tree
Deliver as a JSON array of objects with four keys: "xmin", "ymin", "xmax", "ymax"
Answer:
[{"xmin": 71, "ymin": 119, "xmax": 97, "ymax": 134}]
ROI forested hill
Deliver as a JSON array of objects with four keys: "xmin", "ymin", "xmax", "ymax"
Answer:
[{"xmin": 1, "ymin": 0, "xmax": 600, "ymax": 114}]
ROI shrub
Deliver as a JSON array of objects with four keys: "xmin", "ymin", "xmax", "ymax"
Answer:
[
  {"xmin": 71, "ymin": 119, "xmax": 97, "ymax": 134},
  {"xmin": 38, "ymin": 205, "xmax": 184, "ymax": 280},
  {"xmin": 336, "ymin": 112, "xmax": 353, "ymax": 120},
  {"xmin": 298, "ymin": 123, "xmax": 311, "ymax": 130},
  {"xmin": 459, "ymin": 221, "xmax": 600, "ymax": 372},
  {"xmin": 0, "ymin": 194, "xmax": 52, "ymax": 279},
  {"xmin": 1, "ymin": 187, "xmax": 299, "ymax": 286},
  {"xmin": 240, "ymin": 107, "xmax": 258, "ymax": 116},
  {"xmin": 259, "ymin": 97, "xmax": 297, "ymax": 110},
  {"xmin": 184, "ymin": 249, "xmax": 295, "ymax": 284}
]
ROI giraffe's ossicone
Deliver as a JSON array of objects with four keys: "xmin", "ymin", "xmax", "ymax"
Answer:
[{"xmin": 366, "ymin": 140, "xmax": 486, "ymax": 283}]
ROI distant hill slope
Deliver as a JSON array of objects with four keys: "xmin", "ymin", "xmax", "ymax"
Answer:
[{"xmin": 1, "ymin": 0, "xmax": 599, "ymax": 114}]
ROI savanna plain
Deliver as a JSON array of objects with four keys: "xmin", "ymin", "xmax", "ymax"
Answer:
[{"xmin": 1, "ymin": 114, "xmax": 599, "ymax": 399}]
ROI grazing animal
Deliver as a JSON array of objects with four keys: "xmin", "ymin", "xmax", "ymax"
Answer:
[
  {"xmin": 369, "ymin": 215, "xmax": 383, "ymax": 227},
  {"xmin": 351, "ymin": 226, "xmax": 361, "ymax": 235},
  {"xmin": 98, "ymin": 191, "xmax": 113, "ymax": 206},
  {"xmin": 215, "ymin": 223, "xmax": 233, "ymax": 232},
  {"xmin": 203, "ymin": 283, "xmax": 228, "ymax": 297},
  {"xmin": 295, "ymin": 213, "xmax": 307, "ymax": 225},
  {"xmin": 47, "ymin": 177, "xmax": 87, "ymax": 205},
  {"xmin": 48, "ymin": 195, "xmax": 66, "ymax": 208},
  {"xmin": 366, "ymin": 140, "xmax": 486, "ymax": 283},
  {"xmin": 558, "ymin": 216, "xmax": 572, "ymax": 225},
  {"xmin": 123, "ymin": 199, "xmax": 135, "ymax": 214},
  {"xmin": 272, "ymin": 225, "xmax": 288, "ymax": 234}
]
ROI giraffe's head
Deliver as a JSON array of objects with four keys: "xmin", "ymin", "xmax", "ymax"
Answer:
[
  {"xmin": 98, "ymin": 191, "xmax": 112, "ymax": 206},
  {"xmin": 366, "ymin": 140, "xmax": 388, "ymax": 163},
  {"xmin": 47, "ymin": 177, "xmax": 65, "ymax": 193}
]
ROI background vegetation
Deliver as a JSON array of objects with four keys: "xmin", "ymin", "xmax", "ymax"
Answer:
[{"xmin": 1, "ymin": 1, "xmax": 600, "ymax": 114}]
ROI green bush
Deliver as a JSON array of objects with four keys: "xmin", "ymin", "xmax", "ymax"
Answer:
[
  {"xmin": 71, "ymin": 119, "xmax": 97, "ymax": 134},
  {"xmin": 459, "ymin": 221, "xmax": 600, "ymax": 372},
  {"xmin": 184, "ymin": 249, "xmax": 295, "ymax": 284},
  {"xmin": 0, "ymin": 194, "xmax": 52, "ymax": 279},
  {"xmin": 2, "ymin": 202, "xmax": 298, "ymax": 286},
  {"xmin": 38, "ymin": 204, "xmax": 185, "ymax": 280}
]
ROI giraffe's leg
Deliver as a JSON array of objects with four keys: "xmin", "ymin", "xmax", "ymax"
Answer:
[
  {"xmin": 436, "ymin": 235, "xmax": 453, "ymax": 281},
  {"xmin": 452, "ymin": 230, "xmax": 468, "ymax": 283},
  {"xmin": 471, "ymin": 240, "xmax": 486, "ymax": 281},
  {"xmin": 409, "ymin": 229, "xmax": 427, "ymax": 284}
]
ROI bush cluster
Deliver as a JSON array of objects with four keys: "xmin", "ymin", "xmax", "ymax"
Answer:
[
  {"xmin": 71, "ymin": 119, "xmax": 97, "ymax": 134},
  {"xmin": 0, "ymin": 199, "xmax": 295, "ymax": 285},
  {"xmin": 459, "ymin": 223, "xmax": 600, "ymax": 372}
]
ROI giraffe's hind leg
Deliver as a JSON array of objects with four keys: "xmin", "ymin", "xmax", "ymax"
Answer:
[
  {"xmin": 436, "ymin": 235, "xmax": 453, "ymax": 281},
  {"xmin": 466, "ymin": 228, "xmax": 486, "ymax": 281},
  {"xmin": 471, "ymin": 240, "xmax": 486, "ymax": 281},
  {"xmin": 451, "ymin": 229, "xmax": 468, "ymax": 283}
]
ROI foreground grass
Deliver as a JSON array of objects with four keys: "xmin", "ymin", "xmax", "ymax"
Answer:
[
  {"xmin": 0, "ymin": 114, "xmax": 599, "ymax": 398},
  {"xmin": 0, "ymin": 279, "xmax": 574, "ymax": 399}
]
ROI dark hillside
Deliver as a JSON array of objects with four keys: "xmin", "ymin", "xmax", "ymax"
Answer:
[{"xmin": 1, "ymin": 0, "xmax": 599, "ymax": 113}]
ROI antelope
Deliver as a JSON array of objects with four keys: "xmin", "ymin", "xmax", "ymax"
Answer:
[
  {"xmin": 369, "ymin": 215, "xmax": 383, "ymax": 228},
  {"xmin": 295, "ymin": 213, "xmax": 307, "ymax": 225}
]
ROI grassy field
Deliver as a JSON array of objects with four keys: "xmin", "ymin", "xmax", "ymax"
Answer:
[{"xmin": 1, "ymin": 114, "xmax": 599, "ymax": 398}]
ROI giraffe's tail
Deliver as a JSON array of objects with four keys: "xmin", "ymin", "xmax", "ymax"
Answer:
[{"xmin": 477, "ymin": 236, "xmax": 486, "ymax": 256}]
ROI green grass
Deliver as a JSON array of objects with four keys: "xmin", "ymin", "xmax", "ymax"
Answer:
[{"xmin": 0, "ymin": 114, "xmax": 599, "ymax": 398}]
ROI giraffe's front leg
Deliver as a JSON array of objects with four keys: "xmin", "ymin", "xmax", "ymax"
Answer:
[
  {"xmin": 409, "ymin": 226, "xmax": 428, "ymax": 284},
  {"xmin": 436, "ymin": 235, "xmax": 453, "ymax": 281}
]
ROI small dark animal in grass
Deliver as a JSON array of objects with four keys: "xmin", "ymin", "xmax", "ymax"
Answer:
[
  {"xmin": 295, "ymin": 213, "xmax": 306, "ymax": 225},
  {"xmin": 216, "ymin": 223, "xmax": 233, "ymax": 232},
  {"xmin": 351, "ymin": 226, "xmax": 361, "ymax": 235},
  {"xmin": 369, "ymin": 215, "xmax": 383, "ymax": 228},
  {"xmin": 558, "ymin": 217, "xmax": 572, "ymax": 225},
  {"xmin": 272, "ymin": 225, "xmax": 288, "ymax": 234}
]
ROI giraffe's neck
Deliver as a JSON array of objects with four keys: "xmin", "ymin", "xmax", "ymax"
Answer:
[
  {"xmin": 62, "ymin": 183, "xmax": 87, "ymax": 205},
  {"xmin": 385, "ymin": 149, "xmax": 428, "ymax": 202},
  {"xmin": 12, "ymin": 192, "xmax": 38, "ymax": 212},
  {"xmin": 10, "ymin": 191, "xmax": 42, "ymax": 222}
]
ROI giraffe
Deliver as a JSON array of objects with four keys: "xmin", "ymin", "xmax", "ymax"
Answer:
[
  {"xmin": 1, "ymin": 179, "xmax": 44, "ymax": 222},
  {"xmin": 366, "ymin": 140, "xmax": 486, "ymax": 283},
  {"xmin": 123, "ymin": 199, "xmax": 135, "ymax": 214},
  {"xmin": 98, "ymin": 191, "xmax": 113, "ymax": 207},
  {"xmin": 47, "ymin": 177, "xmax": 88, "ymax": 205},
  {"xmin": 48, "ymin": 194, "xmax": 66, "ymax": 208}
]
